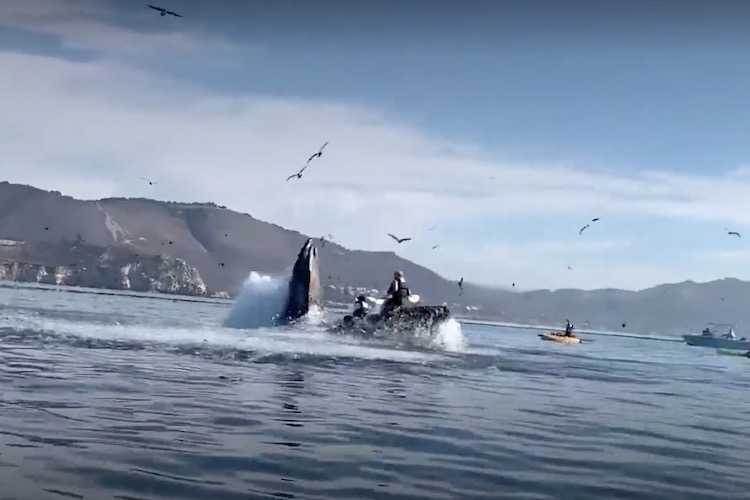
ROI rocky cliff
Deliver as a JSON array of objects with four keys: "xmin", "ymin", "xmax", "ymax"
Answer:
[
  {"xmin": 0, "ymin": 241, "xmax": 208, "ymax": 296},
  {"xmin": 0, "ymin": 181, "xmax": 457, "ymax": 300}
]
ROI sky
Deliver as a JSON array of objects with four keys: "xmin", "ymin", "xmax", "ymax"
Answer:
[{"xmin": 2, "ymin": 0, "xmax": 750, "ymax": 291}]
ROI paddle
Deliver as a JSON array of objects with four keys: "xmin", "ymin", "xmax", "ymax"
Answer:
[
  {"xmin": 366, "ymin": 294, "xmax": 420, "ymax": 306},
  {"xmin": 365, "ymin": 296, "xmax": 384, "ymax": 305}
]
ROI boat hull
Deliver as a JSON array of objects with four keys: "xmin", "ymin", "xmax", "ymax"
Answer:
[{"xmin": 682, "ymin": 335, "xmax": 750, "ymax": 350}]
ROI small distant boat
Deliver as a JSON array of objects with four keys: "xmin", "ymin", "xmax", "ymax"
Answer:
[{"xmin": 682, "ymin": 323, "xmax": 750, "ymax": 350}]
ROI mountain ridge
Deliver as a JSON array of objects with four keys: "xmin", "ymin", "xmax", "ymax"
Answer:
[{"xmin": 0, "ymin": 180, "xmax": 748, "ymax": 335}]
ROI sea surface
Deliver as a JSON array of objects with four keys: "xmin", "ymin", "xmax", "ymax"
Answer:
[{"xmin": 1, "ymin": 285, "xmax": 749, "ymax": 499}]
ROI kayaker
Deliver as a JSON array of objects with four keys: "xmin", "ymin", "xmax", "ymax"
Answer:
[
  {"xmin": 352, "ymin": 294, "xmax": 369, "ymax": 319},
  {"xmin": 564, "ymin": 319, "xmax": 574, "ymax": 337},
  {"xmin": 382, "ymin": 270, "xmax": 410, "ymax": 316}
]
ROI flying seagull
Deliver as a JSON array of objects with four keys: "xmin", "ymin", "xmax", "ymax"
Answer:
[
  {"xmin": 140, "ymin": 176, "xmax": 158, "ymax": 186},
  {"xmin": 286, "ymin": 164, "xmax": 309, "ymax": 181},
  {"xmin": 148, "ymin": 5, "xmax": 182, "ymax": 17},
  {"xmin": 388, "ymin": 233, "xmax": 411, "ymax": 244},
  {"xmin": 579, "ymin": 217, "xmax": 600, "ymax": 234},
  {"xmin": 428, "ymin": 225, "xmax": 437, "ymax": 231},
  {"xmin": 432, "ymin": 244, "xmax": 439, "ymax": 249},
  {"xmin": 728, "ymin": 231, "xmax": 741, "ymax": 237},
  {"xmin": 307, "ymin": 141, "xmax": 329, "ymax": 163}
]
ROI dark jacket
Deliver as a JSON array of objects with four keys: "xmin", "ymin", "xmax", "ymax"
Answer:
[
  {"xmin": 386, "ymin": 279, "xmax": 410, "ymax": 309},
  {"xmin": 353, "ymin": 302, "xmax": 369, "ymax": 318},
  {"xmin": 387, "ymin": 278, "xmax": 402, "ymax": 296},
  {"xmin": 388, "ymin": 278, "xmax": 410, "ymax": 296}
]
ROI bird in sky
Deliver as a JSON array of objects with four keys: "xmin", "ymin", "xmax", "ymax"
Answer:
[
  {"xmin": 148, "ymin": 5, "xmax": 182, "ymax": 17},
  {"xmin": 388, "ymin": 233, "xmax": 412, "ymax": 244},
  {"xmin": 286, "ymin": 164, "xmax": 309, "ymax": 181},
  {"xmin": 306, "ymin": 141, "xmax": 329, "ymax": 163}
]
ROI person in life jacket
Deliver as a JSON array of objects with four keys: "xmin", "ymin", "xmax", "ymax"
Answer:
[
  {"xmin": 352, "ymin": 294, "xmax": 370, "ymax": 319},
  {"xmin": 382, "ymin": 270, "xmax": 410, "ymax": 316}
]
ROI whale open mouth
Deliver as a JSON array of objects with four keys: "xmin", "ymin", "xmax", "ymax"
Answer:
[{"xmin": 282, "ymin": 238, "xmax": 323, "ymax": 322}]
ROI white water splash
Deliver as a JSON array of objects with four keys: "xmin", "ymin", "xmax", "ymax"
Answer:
[
  {"xmin": 304, "ymin": 304, "xmax": 325, "ymax": 326},
  {"xmin": 0, "ymin": 312, "xmax": 440, "ymax": 364},
  {"xmin": 223, "ymin": 272, "xmax": 290, "ymax": 329},
  {"xmin": 431, "ymin": 318, "xmax": 466, "ymax": 352}
]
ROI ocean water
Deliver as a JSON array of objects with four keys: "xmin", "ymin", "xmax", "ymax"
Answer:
[{"xmin": 1, "ymin": 284, "xmax": 749, "ymax": 499}]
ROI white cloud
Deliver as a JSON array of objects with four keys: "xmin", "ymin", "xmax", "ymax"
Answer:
[
  {"xmin": 0, "ymin": 0, "xmax": 239, "ymax": 58},
  {"xmin": 2, "ymin": 7, "xmax": 750, "ymax": 290},
  {"xmin": 699, "ymin": 249, "xmax": 750, "ymax": 261}
]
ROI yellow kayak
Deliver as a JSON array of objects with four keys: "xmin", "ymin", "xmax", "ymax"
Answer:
[{"xmin": 539, "ymin": 332, "xmax": 582, "ymax": 344}]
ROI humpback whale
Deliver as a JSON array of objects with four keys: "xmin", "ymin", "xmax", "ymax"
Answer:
[{"xmin": 281, "ymin": 238, "xmax": 323, "ymax": 323}]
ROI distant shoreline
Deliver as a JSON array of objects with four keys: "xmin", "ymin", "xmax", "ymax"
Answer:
[
  {"xmin": 0, "ymin": 281, "xmax": 684, "ymax": 342},
  {"xmin": 458, "ymin": 318, "xmax": 683, "ymax": 342},
  {"xmin": 0, "ymin": 280, "xmax": 232, "ymax": 305}
]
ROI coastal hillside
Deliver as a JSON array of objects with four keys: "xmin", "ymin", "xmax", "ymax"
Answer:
[
  {"xmin": 0, "ymin": 181, "xmax": 749, "ymax": 335},
  {"xmin": 0, "ymin": 181, "xmax": 461, "ymax": 301}
]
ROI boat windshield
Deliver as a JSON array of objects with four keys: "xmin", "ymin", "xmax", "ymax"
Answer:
[{"xmin": 703, "ymin": 323, "xmax": 737, "ymax": 336}]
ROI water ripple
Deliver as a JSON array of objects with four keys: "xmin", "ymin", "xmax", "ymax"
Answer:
[{"xmin": 0, "ymin": 287, "xmax": 748, "ymax": 499}]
